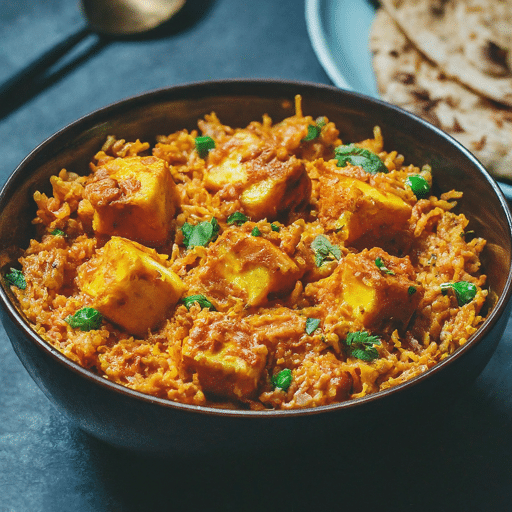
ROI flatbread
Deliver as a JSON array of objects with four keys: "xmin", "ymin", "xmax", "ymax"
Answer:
[
  {"xmin": 379, "ymin": 0, "xmax": 512, "ymax": 107},
  {"xmin": 370, "ymin": 8, "xmax": 512, "ymax": 181}
]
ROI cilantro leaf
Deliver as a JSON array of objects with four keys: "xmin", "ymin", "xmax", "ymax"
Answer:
[
  {"xmin": 334, "ymin": 144, "xmax": 388, "ymax": 174},
  {"xmin": 408, "ymin": 286, "xmax": 417, "ymax": 295},
  {"xmin": 195, "ymin": 136, "xmax": 215, "ymax": 159},
  {"xmin": 343, "ymin": 331, "xmax": 381, "ymax": 361},
  {"xmin": 311, "ymin": 235, "xmax": 341, "ymax": 267},
  {"xmin": 350, "ymin": 346, "xmax": 380, "ymax": 361},
  {"xmin": 405, "ymin": 175, "xmax": 431, "ymax": 199},
  {"xmin": 305, "ymin": 317, "xmax": 321, "ymax": 335},
  {"xmin": 227, "ymin": 212, "xmax": 248, "ymax": 226},
  {"xmin": 375, "ymin": 257, "xmax": 395, "ymax": 275},
  {"xmin": 51, "ymin": 229, "xmax": 65, "ymax": 237},
  {"xmin": 270, "ymin": 223, "xmax": 280, "ymax": 232},
  {"xmin": 181, "ymin": 294, "xmax": 216, "ymax": 311},
  {"xmin": 251, "ymin": 226, "xmax": 262, "ymax": 237},
  {"xmin": 181, "ymin": 218, "xmax": 219, "ymax": 248},
  {"xmin": 440, "ymin": 281, "xmax": 477, "ymax": 306},
  {"xmin": 4, "ymin": 268, "xmax": 26, "ymax": 290},
  {"xmin": 301, "ymin": 117, "xmax": 326, "ymax": 142},
  {"xmin": 65, "ymin": 307, "xmax": 102, "ymax": 331},
  {"xmin": 271, "ymin": 368, "xmax": 292, "ymax": 391}
]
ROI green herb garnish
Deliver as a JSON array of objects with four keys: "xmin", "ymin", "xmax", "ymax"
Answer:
[
  {"xmin": 343, "ymin": 331, "xmax": 381, "ymax": 361},
  {"xmin": 181, "ymin": 218, "xmax": 220, "ymax": 248},
  {"xmin": 195, "ymin": 136, "xmax": 215, "ymax": 159},
  {"xmin": 65, "ymin": 307, "xmax": 102, "ymax": 331},
  {"xmin": 405, "ymin": 175, "xmax": 431, "ymax": 198},
  {"xmin": 334, "ymin": 144, "xmax": 388, "ymax": 174},
  {"xmin": 251, "ymin": 226, "xmax": 262, "ymax": 237},
  {"xmin": 440, "ymin": 281, "xmax": 477, "ymax": 306},
  {"xmin": 181, "ymin": 294, "xmax": 216, "ymax": 311},
  {"xmin": 301, "ymin": 117, "xmax": 326, "ymax": 142},
  {"xmin": 311, "ymin": 235, "xmax": 341, "ymax": 267},
  {"xmin": 271, "ymin": 368, "xmax": 293, "ymax": 391},
  {"xmin": 51, "ymin": 228, "xmax": 65, "ymax": 237},
  {"xmin": 305, "ymin": 317, "xmax": 321, "ymax": 335},
  {"xmin": 4, "ymin": 268, "xmax": 26, "ymax": 290},
  {"xmin": 408, "ymin": 286, "xmax": 417, "ymax": 295},
  {"xmin": 227, "ymin": 212, "xmax": 249, "ymax": 226},
  {"xmin": 375, "ymin": 257, "xmax": 395, "ymax": 275},
  {"xmin": 270, "ymin": 223, "xmax": 281, "ymax": 232}
]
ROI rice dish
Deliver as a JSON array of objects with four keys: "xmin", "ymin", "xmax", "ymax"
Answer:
[{"xmin": 4, "ymin": 96, "xmax": 488, "ymax": 410}]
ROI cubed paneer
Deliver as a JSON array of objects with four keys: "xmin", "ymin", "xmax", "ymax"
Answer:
[
  {"xmin": 240, "ymin": 155, "xmax": 311, "ymax": 220},
  {"xmin": 77, "ymin": 236, "xmax": 185, "ymax": 337},
  {"xmin": 318, "ymin": 174, "xmax": 411, "ymax": 244},
  {"xmin": 198, "ymin": 229, "xmax": 303, "ymax": 307},
  {"xmin": 308, "ymin": 247, "xmax": 421, "ymax": 333},
  {"xmin": 205, "ymin": 132, "xmax": 311, "ymax": 221},
  {"xmin": 203, "ymin": 131, "xmax": 260, "ymax": 191},
  {"xmin": 84, "ymin": 155, "xmax": 178, "ymax": 247},
  {"xmin": 182, "ymin": 313, "xmax": 268, "ymax": 400},
  {"xmin": 340, "ymin": 248, "xmax": 421, "ymax": 331}
]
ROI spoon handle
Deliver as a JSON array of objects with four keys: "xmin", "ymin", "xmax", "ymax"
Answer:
[{"xmin": 0, "ymin": 27, "xmax": 92, "ymax": 116}]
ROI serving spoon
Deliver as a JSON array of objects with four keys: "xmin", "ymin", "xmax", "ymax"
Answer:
[{"xmin": 0, "ymin": 0, "xmax": 186, "ymax": 116}]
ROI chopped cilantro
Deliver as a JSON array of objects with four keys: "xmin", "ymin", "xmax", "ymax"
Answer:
[
  {"xmin": 270, "ymin": 223, "xmax": 281, "ymax": 232},
  {"xmin": 195, "ymin": 136, "xmax": 215, "ymax": 159},
  {"xmin": 181, "ymin": 218, "xmax": 219, "ymax": 248},
  {"xmin": 440, "ymin": 281, "xmax": 477, "ymax": 306},
  {"xmin": 405, "ymin": 175, "xmax": 430, "ymax": 198},
  {"xmin": 343, "ymin": 331, "xmax": 381, "ymax": 361},
  {"xmin": 334, "ymin": 144, "xmax": 388, "ymax": 174},
  {"xmin": 181, "ymin": 294, "xmax": 216, "ymax": 311},
  {"xmin": 375, "ymin": 257, "xmax": 395, "ymax": 275},
  {"xmin": 311, "ymin": 235, "xmax": 341, "ymax": 267},
  {"xmin": 301, "ymin": 117, "xmax": 327, "ymax": 142},
  {"xmin": 4, "ymin": 268, "xmax": 26, "ymax": 290},
  {"xmin": 251, "ymin": 226, "xmax": 262, "ymax": 237},
  {"xmin": 65, "ymin": 307, "xmax": 102, "ymax": 331},
  {"xmin": 227, "ymin": 212, "xmax": 248, "ymax": 226},
  {"xmin": 408, "ymin": 286, "xmax": 417, "ymax": 295},
  {"xmin": 305, "ymin": 317, "xmax": 321, "ymax": 335},
  {"xmin": 51, "ymin": 229, "xmax": 65, "ymax": 237},
  {"xmin": 271, "ymin": 368, "xmax": 292, "ymax": 391}
]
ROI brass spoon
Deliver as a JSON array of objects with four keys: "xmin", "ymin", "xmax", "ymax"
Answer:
[
  {"xmin": 81, "ymin": 0, "xmax": 186, "ymax": 36},
  {"xmin": 0, "ymin": 0, "xmax": 186, "ymax": 115}
]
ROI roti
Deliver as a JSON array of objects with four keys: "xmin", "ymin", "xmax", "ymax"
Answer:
[
  {"xmin": 379, "ymin": 0, "xmax": 512, "ymax": 107},
  {"xmin": 370, "ymin": 8, "xmax": 512, "ymax": 181}
]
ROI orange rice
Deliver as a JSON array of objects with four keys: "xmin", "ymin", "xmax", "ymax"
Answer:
[{"xmin": 6, "ymin": 96, "xmax": 488, "ymax": 410}]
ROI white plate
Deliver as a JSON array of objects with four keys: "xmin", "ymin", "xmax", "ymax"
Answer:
[{"xmin": 305, "ymin": 0, "xmax": 512, "ymax": 200}]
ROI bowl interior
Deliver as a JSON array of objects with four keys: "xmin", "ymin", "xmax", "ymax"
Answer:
[{"xmin": 1, "ymin": 80, "xmax": 511, "ymax": 413}]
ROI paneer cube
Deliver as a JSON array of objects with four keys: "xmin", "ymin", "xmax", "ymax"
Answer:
[
  {"xmin": 240, "ymin": 156, "xmax": 311, "ymax": 220},
  {"xmin": 205, "ymin": 156, "xmax": 247, "ymax": 190},
  {"xmin": 84, "ymin": 155, "xmax": 178, "ymax": 247},
  {"xmin": 182, "ymin": 313, "xmax": 268, "ymax": 400},
  {"xmin": 340, "ymin": 248, "xmax": 421, "ymax": 331},
  {"xmin": 77, "ymin": 236, "xmax": 185, "ymax": 337},
  {"xmin": 205, "ymin": 131, "xmax": 311, "ymax": 221},
  {"xmin": 203, "ymin": 131, "xmax": 260, "ymax": 191},
  {"xmin": 318, "ymin": 174, "xmax": 411, "ymax": 244},
  {"xmin": 198, "ymin": 229, "xmax": 303, "ymax": 307}
]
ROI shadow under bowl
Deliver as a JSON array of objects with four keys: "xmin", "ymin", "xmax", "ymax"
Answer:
[{"xmin": 1, "ymin": 80, "xmax": 511, "ymax": 457}]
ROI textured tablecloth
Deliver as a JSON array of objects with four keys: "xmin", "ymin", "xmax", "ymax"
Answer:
[{"xmin": 1, "ymin": 1, "xmax": 512, "ymax": 510}]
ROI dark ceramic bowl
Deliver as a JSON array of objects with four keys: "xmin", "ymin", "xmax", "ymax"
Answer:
[{"xmin": 1, "ymin": 80, "xmax": 511, "ymax": 456}]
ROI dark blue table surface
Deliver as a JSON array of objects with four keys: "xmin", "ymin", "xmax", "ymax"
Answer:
[{"xmin": 1, "ymin": 1, "xmax": 512, "ymax": 510}]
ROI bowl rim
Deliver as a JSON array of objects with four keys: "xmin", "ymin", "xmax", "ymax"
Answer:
[{"xmin": 1, "ymin": 77, "xmax": 512, "ymax": 419}]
